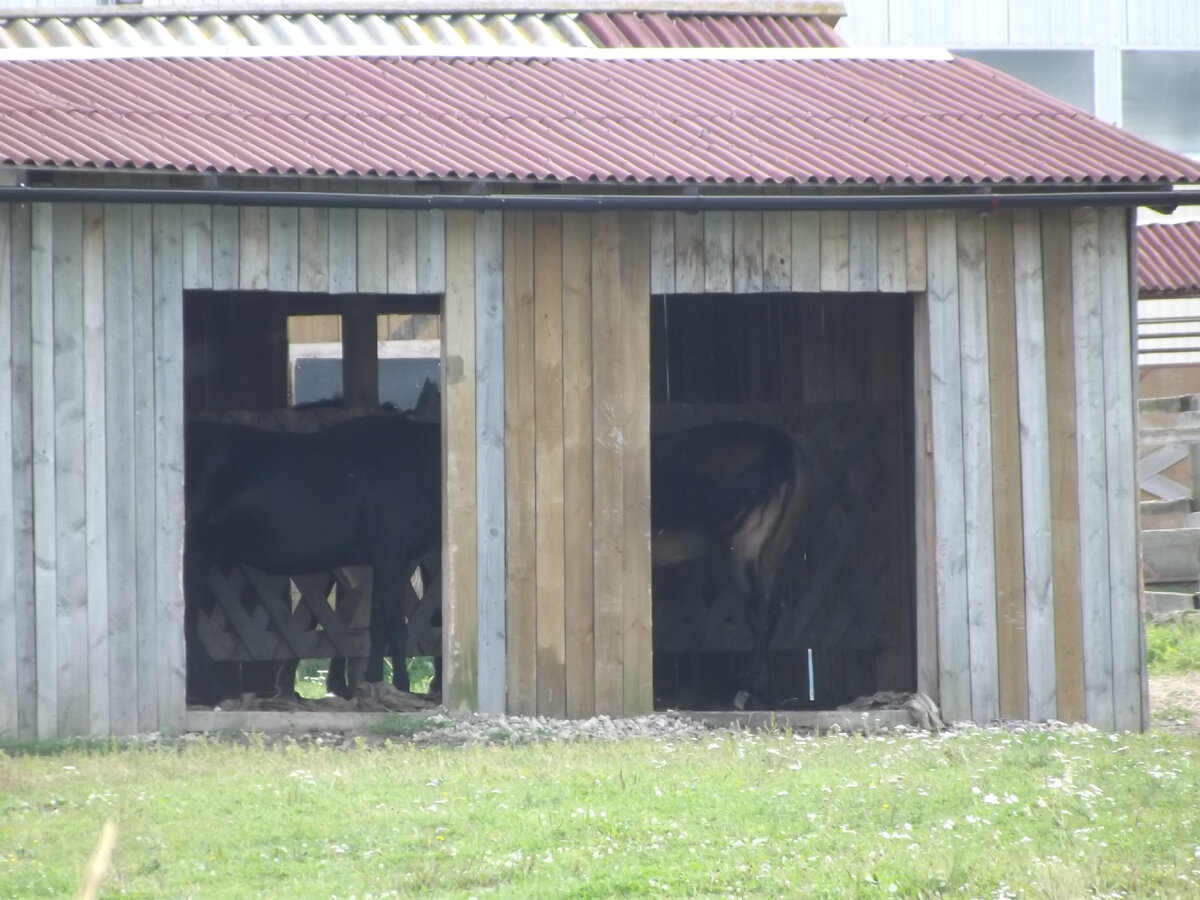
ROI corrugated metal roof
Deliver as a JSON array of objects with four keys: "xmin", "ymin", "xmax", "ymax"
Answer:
[
  {"xmin": 0, "ymin": 10, "xmax": 842, "ymax": 52},
  {"xmin": 2, "ymin": 53, "xmax": 1198, "ymax": 186},
  {"xmin": 1139, "ymin": 222, "xmax": 1200, "ymax": 297}
]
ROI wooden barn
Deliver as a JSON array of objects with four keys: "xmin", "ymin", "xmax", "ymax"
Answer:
[{"xmin": 2, "ymin": 2, "xmax": 1199, "ymax": 739}]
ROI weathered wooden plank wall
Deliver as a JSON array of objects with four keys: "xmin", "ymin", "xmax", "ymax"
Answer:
[{"xmin": 0, "ymin": 196, "xmax": 1145, "ymax": 736}]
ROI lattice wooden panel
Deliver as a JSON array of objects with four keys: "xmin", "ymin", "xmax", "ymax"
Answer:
[{"xmin": 196, "ymin": 565, "xmax": 372, "ymax": 662}]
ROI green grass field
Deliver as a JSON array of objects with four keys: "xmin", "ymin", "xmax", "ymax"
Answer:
[
  {"xmin": 1, "ymin": 620, "xmax": 1197, "ymax": 899},
  {"xmin": 3, "ymin": 725, "xmax": 1199, "ymax": 898}
]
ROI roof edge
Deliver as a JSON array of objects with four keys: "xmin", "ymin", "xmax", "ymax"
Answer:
[{"xmin": 0, "ymin": 1, "xmax": 848, "ymax": 23}]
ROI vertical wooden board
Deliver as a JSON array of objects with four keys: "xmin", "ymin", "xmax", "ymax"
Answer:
[
  {"xmin": 211, "ymin": 204, "xmax": 239, "ymax": 292},
  {"xmin": 925, "ymin": 210, "xmax": 970, "ymax": 722},
  {"xmin": 31, "ymin": 204, "xmax": 59, "ymax": 739},
  {"xmin": 819, "ymin": 211, "xmax": 850, "ymax": 292},
  {"xmin": 649, "ymin": 211, "xmax": 675, "ymax": 295},
  {"xmin": 342, "ymin": 301, "xmax": 378, "ymax": 406},
  {"xmin": 790, "ymin": 211, "xmax": 821, "ymax": 292},
  {"xmin": 620, "ymin": 211, "xmax": 653, "ymax": 716},
  {"xmin": 153, "ymin": 206, "xmax": 186, "ymax": 732},
  {"xmin": 956, "ymin": 212, "xmax": 999, "ymax": 722},
  {"xmin": 357, "ymin": 209, "xmax": 388, "ymax": 294},
  {"xmin": 417, "ymin": 209, "xmax": 446, "ymax": 295},
  {"xmin": 877, "ymin": 210, "xmax": 908, "ymax": 293},
  {"xmin": 328, "ymin": 208, "xmax": 357, "ymax": 294},
  {"xmin": 911, "ymin": 288, "xmax": 938, "ymax": 702},
  {"xmin": 443, "ymin": 210, "xmax": 478, "ymax": 711},
  {"xmin": 504, "ymin": 212, "xmax": 537, "ymax": 716},
  {"xmin": 673, "ymin": 212, "xmax": 704, "ymax": 294},
  {"xmin": 0, "ymin": 203, "xmax": 16, "ymax": 737},
  {"xmin": 732, "ymin": 211, "xmax": 764, "ymax": 294},
  {"xmin": 298, "ymin": 205, "xmax": 330, "ymax": 293},
  {"xmin": 104, "ymin": 204, "xmax": 139, "ymax": 737},
  {"xmin": 238, "ymin": 202, "xmax": 269, "ymax": 291},
  {"xmin": 534, "ymin": 213, "xmax": 567, "ymax": 718},
  {"xmin": 474, "ymin": 211, "xmax": 506, "ymax": 715},
  {"xmin": 1041, "ymin": 209, "xmax": 1085, "ymax": 723},
  {"xmin": 704, "ymin": 212, "xmax": 734, "ymax": 293},
  {"xmin": 387, "ymin": 206, "xmax": 418, "ymax": 295},
  {"xmin": 905, "ymin": 210, "xmax": 928, "ymax": 292},
  {"xmin": 1070, "ymin": 207, "xmax": 1112, "ymax": 729},
  {"xmin": 1013, "ymin": 209, "xmax": 1057, "ymax": 722},
  {"xmin": 762, "ymin": 211, "xmax": 791, "ymax": 292},
  {"xmin": 82, "ymin": 204, "xmax": 110, "ymax": 736},
  {"xmin": 591, "ymin": 211, "xmax": 625, "ymax": 716},
  {"xmin": 985, "ymin": 212, "xmax": 1029, "ymax": 721},
  {"xmin": 562, "ymin": 213, "xmax": 595, "ymax": 719},
  {"xmin": 848, "ymin": 210, "xmax": 879, "ymax": 293},
  {"xmin": 10, "ymin": 203, "xmax": 37, "ymax": 739},
  {"xmin": 1099, "ymin": 207, "xmax": 1142, "ymax": 732},
  {"xmin": 131, "ymin": 205, "xmax": 158, "ymax": 732},
  {"xmin": 181, "ymin": 205, "xmax": 213, "ymax": 291},
  {"xmin": 268, "ymin": 204, "xmax": 300, "ymax": 293}
]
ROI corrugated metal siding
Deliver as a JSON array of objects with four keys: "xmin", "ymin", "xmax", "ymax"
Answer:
[
  {"xmin": 0, "ymin": 10, "xmax": 842, "ymax": 51},
  {"xmin": 3, "ymin": 53, "xmax": 1199, "ymax": 185},
  {"xmin": 1138, "ymin": 221, "xmax": 1200, "ymax": 297}
]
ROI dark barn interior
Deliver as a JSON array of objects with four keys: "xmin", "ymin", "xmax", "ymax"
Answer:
[
  {"xmin": 182, "ymin": 291, "xmax": 443, "ymax": 703},
  {"xmin": 649, "ymin": 292, "xmax": 916, "ymax": 711}
]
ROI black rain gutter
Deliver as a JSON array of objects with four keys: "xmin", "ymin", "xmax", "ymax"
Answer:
[{"xmin": 0, "ymin": 186, "xmax": 1195, "ymax": 212}]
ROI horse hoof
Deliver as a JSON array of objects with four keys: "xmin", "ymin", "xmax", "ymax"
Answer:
[{"xmin": 734, "ymin": 690, "xmax": 751, "ymax": 711}]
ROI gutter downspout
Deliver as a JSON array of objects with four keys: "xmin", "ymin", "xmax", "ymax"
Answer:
[{"xmin": 0, "ymin": 186, "xmax": 1194, "ymax": 212}]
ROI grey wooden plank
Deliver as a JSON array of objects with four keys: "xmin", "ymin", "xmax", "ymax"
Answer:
[
  {"xmin": 416, "ymin": 209, "xmax": 446, "ymax": 295},
  {"xmin": 83, "ymin": 204, "xmax": 110, "ymax": 736},
  {"xmin": 877, "ymin": 210, "xmax": 908, "ymax": 293},
  {"xmin": 104, "ymin": 203, "xmax": 139, "ymax": 738},
  {"xmin": 819, "ymin": 211, "xmax": 850, "ymax": 292},
  {"xmin": 387, "ymin": 205, "xmax": 418, "ymax": 295},
  {"xmin": 649, "ymin": 210, "xmax": 675, "ymax": 295},
  {"xmin": 956, "ymin": 212, "xmax": 999, "ymax": 722},
  {"xmin": 131, "ymin": 204, "xmax": 158, "ymax": 733},
  {"xmin": 474, "ymin": 210, "xmax": 506, "ymax": 715},
  {"xmin": 239, "ymin": 198, "xmax": 269, "ymax": 291},
  {"xmin": 9, "ymin": 203, "xmax": 36, "ymax": 740},
  {"xmin": 848, "ymin": 210, "xmax": 879, "ymax": 292},
  {"xmin": 732, "ymin": 211, "xmax": 763, "ymax": 293},
  {"xmin": 211, "ymin": 204, "xmax": 239, "ymax": 292},
  {"xmin": 1099, "ymin": 207, "xmax": 1143, "ymax": 731},
  {"xmin": 153, "ymin": 205, "xmax": 187, "ymax": 733},
  {"xmin": 0, "ymin": 201, "xmax": 16, "ymax": 738},
  {"xmin": 298, "ymin": 203, "xmax": 330, "ymax": 293},
  {"xmin": 703, "ymin": 211, "xmax": 734, "ymax": 293},
  {"xmin": 762, "ymin": 210, "xmax": 791, "ymax": 292},
  {"xmin": 31, "ymin": 204, "xmax": 58, "ymax": 739},
  {"xmin": 1013, "ymin": 209, "xmax": 1057, "ymax": 722},
  {"xmin": 357, "ymin": 208, "xmax": 388, "ymax": 295},
  {"xmin": 181, "ymin": 205, "xmax": 213, "ymax": 292},
  {"xmin": 328, "ymin": 208, "xmax": 357, "ymax": 294},
  {"xmin": 673, "ymin": 211, "xmax": 704, "ymax": 293},
  {"xmin": 52, "ymin": 201, "xmax": 89, "ymax": 732},
  {"xmin": 268, "ymin": 204, "xmax": 300, "ymax": 293},
  {"xmin": 790, "ymin": 211, "xmax": 820, "ymax": 293},
  {"xmin": 924, "ymin": 210, "xmax": 970, "ymax": 722}
]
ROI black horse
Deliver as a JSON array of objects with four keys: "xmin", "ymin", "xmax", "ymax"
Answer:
[
  {"xmin": 184, "ymin": 415, "xmax": 441, "ymax": 705},
  {"xmin": 651, "ymin": 421, "xmax": 810, "ymax": 707}
]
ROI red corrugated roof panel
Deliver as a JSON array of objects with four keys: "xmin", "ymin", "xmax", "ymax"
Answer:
[
  {"xmin": 1139, "ymin": 222, "xmax": 1200, "ymax": 297},
  {"xmin": 2, "ymin": 52, "xmax": 1198, "ymax": 186}
]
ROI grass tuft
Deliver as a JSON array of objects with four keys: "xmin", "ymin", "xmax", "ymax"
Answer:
[{"xmin": 1146, "ymin": 615, "xmax": 1200, "ymax": 675}]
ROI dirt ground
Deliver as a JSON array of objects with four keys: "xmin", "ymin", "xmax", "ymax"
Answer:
[{"xmin": 1149, "ymin": 672, "xmax": 1200, "ymax": 734}]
